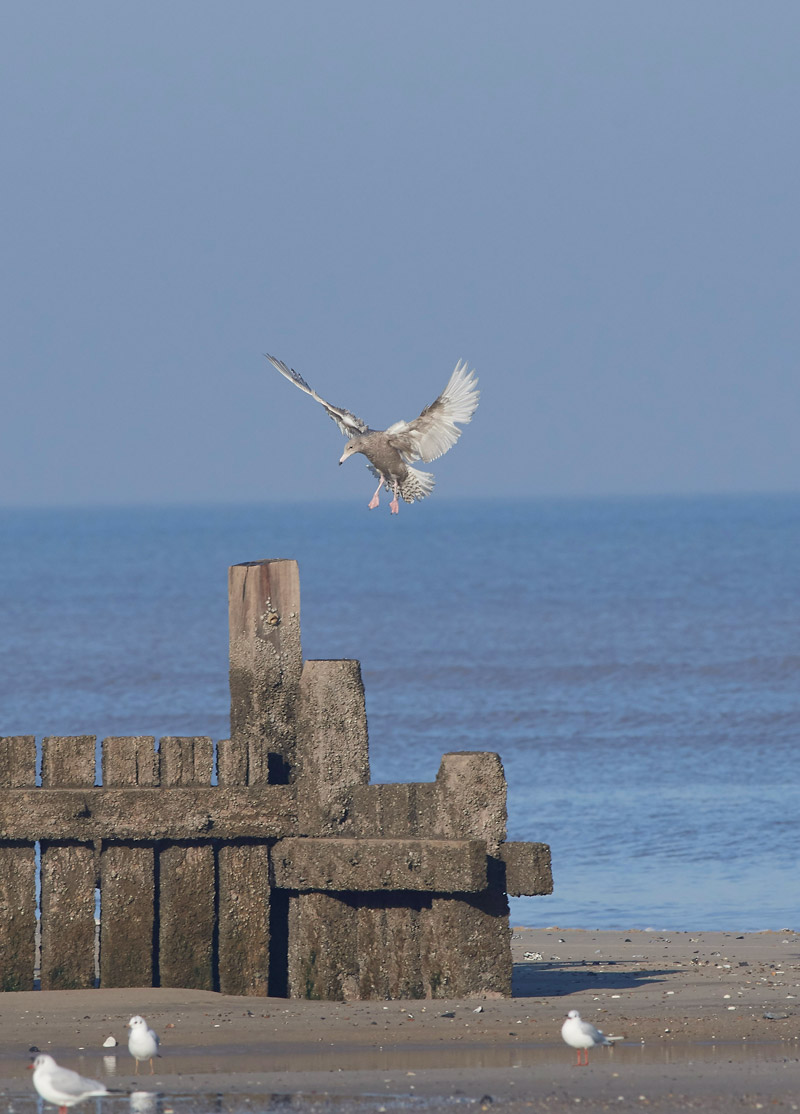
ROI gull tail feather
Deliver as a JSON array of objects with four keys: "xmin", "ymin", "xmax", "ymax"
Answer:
[{"xmin": 399, "ymin": 465, "xmax": 435, "ymax": 503}]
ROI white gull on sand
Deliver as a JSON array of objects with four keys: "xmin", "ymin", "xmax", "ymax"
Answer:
[
  {"xmin": 561, "ymin": 1009, "xmax": 623, "ymax": 1066},
  {"xmin": 31, "ymin": 1053, "xmax": 110, "ymax": 1113},
  {"xmin": 127, "ymin": 1015, "xmax": 160, "ymax": 1074}
]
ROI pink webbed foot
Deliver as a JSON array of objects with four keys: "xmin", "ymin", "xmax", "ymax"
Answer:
[
  {"xmin": 368, "ymin": 477, "xmax": 384, "ymax": 510},
  {"xmin": 389, "ymin": 496, "xmax": 399, "ymax": 514}
]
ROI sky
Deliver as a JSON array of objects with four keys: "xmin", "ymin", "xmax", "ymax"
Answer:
[{"xmin": 2, "ymin": 1, "xmax": 799, "ymax": 506}]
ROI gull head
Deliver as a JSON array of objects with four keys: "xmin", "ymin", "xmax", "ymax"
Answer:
[{"xmin": 339, "ymin": 440, "xmax": 361, "ymax": 465}]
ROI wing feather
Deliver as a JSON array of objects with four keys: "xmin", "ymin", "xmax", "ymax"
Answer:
[
  {"xmin": 386, "ymin": 360, "xmax": 479, "ymax": 463},
  {"xmin": 265, "ymin": 355, "xmax": 370, "ymax": 438}
]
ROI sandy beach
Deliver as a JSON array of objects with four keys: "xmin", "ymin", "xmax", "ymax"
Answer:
[{"xmin": 1, "ymin": 927, "xmax": 798, "ymax": 1113}]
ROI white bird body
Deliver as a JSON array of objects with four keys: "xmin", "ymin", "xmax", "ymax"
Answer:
[
  {"xmin": 127, "ymin": 1014, "xmax": 160, "ymax": 1073},
  {"xmin": 266, "ymin": 355, "xmax": 479, "ymax": 514},
  {"xmin": 561, "ymin": 1009, "xmax": 622, "ymax": 1065},
  {"xmin": 31, "ymin": 1054, "xmax": 109, "ymax": 1114}
]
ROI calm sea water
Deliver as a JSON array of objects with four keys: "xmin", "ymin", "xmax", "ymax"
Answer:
[{"xmin": 1, "ymin": 495, "xmax": 798, "ymax": 932}]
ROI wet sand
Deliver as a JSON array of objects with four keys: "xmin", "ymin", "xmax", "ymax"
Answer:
[{"xmin": 1, "ymin": 927, "xmax": 798, "ymax": 1112}]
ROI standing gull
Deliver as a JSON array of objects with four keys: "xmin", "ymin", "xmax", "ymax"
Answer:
[
  {"xmin": 561, "ymin": 1009, "xmax": 622, "ymax": 1066},
  {"xmin": 30, "ymin": 1054, "xmax": 111, "ymax": 1114},
  {"xmin": 266, "ymin": 355, "xmax": 479, "ymax": 513},
  {"xmin": 127, "ymin": 1015, "xmax": 160, "ymax": 1074}
]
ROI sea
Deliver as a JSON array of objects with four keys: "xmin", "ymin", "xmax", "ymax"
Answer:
[{"xmin": 1, "ymin": 494, "xmax": 798, "ymax": 933}]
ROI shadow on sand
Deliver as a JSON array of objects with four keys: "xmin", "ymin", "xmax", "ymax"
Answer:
[{"xmin": 513, "ymin": 959, "xmax": 674, "ymax": 998}]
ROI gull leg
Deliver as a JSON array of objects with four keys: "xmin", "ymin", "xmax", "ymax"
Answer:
[
  {"xmin": 389, "ymin": 480, "xmax": 400, "ymax": 515},
  {"xmin": 134, "ymin": 1060, "xmax": 139, "ymax": 1075},
  {"xmin": 368, "ymin": 477, "xmax": 383, "ymax": 510},
  {"xmin": 149, "ymin": 1058, "xmax": 154, "ymax": 1074}
]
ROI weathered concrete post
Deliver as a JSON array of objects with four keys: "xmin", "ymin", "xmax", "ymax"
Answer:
[
  {"xmin": 424, "ymin": 752, "xmax": 512, "ymax": 997},
  {"xmin": 158, "ymin": 737, "xmax": 215, "ymax": 989},
  {"xmin": 0, "ymin": 736, "xmax": 37, "ymax": 990},
  {"xmin": 100, "ymin": 736, "xmax": 158, "ymax": 987},
  {"xmin": 228, "ymin": 560, "xmax": 302, "ymax": 784},
  {"xmin": 40, "ymin": 736, "xmax": 97, "ymax": 990}
]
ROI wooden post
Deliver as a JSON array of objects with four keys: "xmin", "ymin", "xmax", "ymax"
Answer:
[
  {"xmin": 40, "ymin": 736, "xmax": 97, "ymax": 990},
  {"xmin": 216, "ymin": 736, "xmax": 271, "ymax": 996},
  {"xmin": 0, "ymin": 737, "xmax": 36, "ymax": 990},
  {"xmin": 158, "ymin": 738, "xmax": 216, "ymax": 990},
  {"xmin": 99, "ymin": 737, "xmax": 158, "ymax": 987},
  {"xmin": 228, "ymin": 560, "xmax": 302, "ymax": 784},
  {"xmin": 423, "ymin": 752, "xmax": 512, "ymax": 997}
]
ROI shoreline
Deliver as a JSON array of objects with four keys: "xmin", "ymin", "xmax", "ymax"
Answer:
[{"xmin": 1, "ymin": 928, "xmax": 798, "ymax": 1112}]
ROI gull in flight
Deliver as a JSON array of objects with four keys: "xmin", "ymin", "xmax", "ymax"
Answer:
[
  {"xmin": 30, "ymin": 1054, "xmax": 112, "ymax": 1114},
  {"xmin": 127, "ymin": 1015, "xmax": 160, "ymax": 1074},
  {"xmin": 561, "ymin": 1009, "xmax": 623, "ymax": 1066},
  {"xmin": 266, "ymin": 355, "xmax": 479, "ymax": 514}
]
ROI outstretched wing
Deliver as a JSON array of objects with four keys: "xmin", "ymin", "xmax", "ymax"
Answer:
[
  {"xmin": 385, "ymin": 360, "xmax": 479, "ymax": 463},
  {"xmin": 265, "ymin": 355, "xmax": 370, "ymax": 439}
]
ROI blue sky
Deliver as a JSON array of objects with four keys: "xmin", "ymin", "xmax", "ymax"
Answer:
[{"xmin": 2, "ymin": 2, "xmax": 798, "ymax": 506}]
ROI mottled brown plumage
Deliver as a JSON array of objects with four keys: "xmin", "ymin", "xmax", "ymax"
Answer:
[{"xmin": 266, "ymin": 355, "xmax": 479, "ymax": 513}]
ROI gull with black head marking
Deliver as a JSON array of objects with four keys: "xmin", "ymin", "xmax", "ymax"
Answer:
[{"xmin": 266, "ymin": 355, "xmax": 479, "ymax": 514}]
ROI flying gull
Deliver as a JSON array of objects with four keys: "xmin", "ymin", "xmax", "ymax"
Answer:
[
  {"xmin": 266, "ymin": 355, "xmax": 479, "ymax": 513},
  {"xmin": 30, "ymin": 1054, "xmax": 113, "ymax": 1113},
  {"xmin": 561, "ymin": 1009, "xmax": 623, "ymax": 1066}
]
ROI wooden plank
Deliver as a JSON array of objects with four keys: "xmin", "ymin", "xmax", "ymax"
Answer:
[
  {"xmin": 217, "ymin": 843, "xmax": 270, "ymax": 996},
  {"xmin": 499, "ymin": 841, "xmax": 553, "ymax": 897},
  {"xmin": 0, "ymin": 844, "xmax": 36, "ymax": 990},
  {"xmin": 287, "ymin": 892, "xmax": 358, "ymax": 1000},
  {"xmin": 99, "ymin": 736, "xmax": 157, "ymax": 988},
  {"xmin": 158, "ymin": 737, "xmax": 216, "ymax": 990},
  {"xmin": 356, "ymin": 896, "xmax": 425, "ymax": 999},
  {"xmin": 421, "ymin": 891, "xmax": 511, "ymax": 999},
  {"xmin": 100, "ymin": 844, "xmax": 155, "ymax": 987},
  {"xmin": 40, "ymin": 842, "xmax": 96, "ymax": 989},
  {"xmin": 159, "ymin": 737, "xmax": 213, "ymax": 786},
  {"xmin": 42, "ymin": 736, "xmax": 96, "ymax": 787},
  {"xmin": 0, "ymin": 736, "xmax": 36, "ymax": 787},
  {"xmin": 216, "ymin": 738, "xmax": 247, "ymax": 786},
  {"xmin": 102, "ymin": 737, "xmax": 158, "ymax": 787},
  {"xmin": 295, "ymin": 659, "xmax": 369, "ymax": 834},
  {"xmin": 0, "ymin": 787, "xmax": 297, "ymax": 841},
  {"xmin": 0, "ymin": 739, "xmax": 37, "ymax": 990},
  {"xmin": 272, "ymin": 837, "xmax": 487, "ymax": 892},
  {"xmin": 228, "ymin": 560, "xmax": 302, "ymax": 784},
  {"xmin": 40, "ymin": 735, "xmax": 96, "ymax": 990},
  {"xmin": 158, "ymin": 842, "xmax": 215, "ymax": 990}
]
